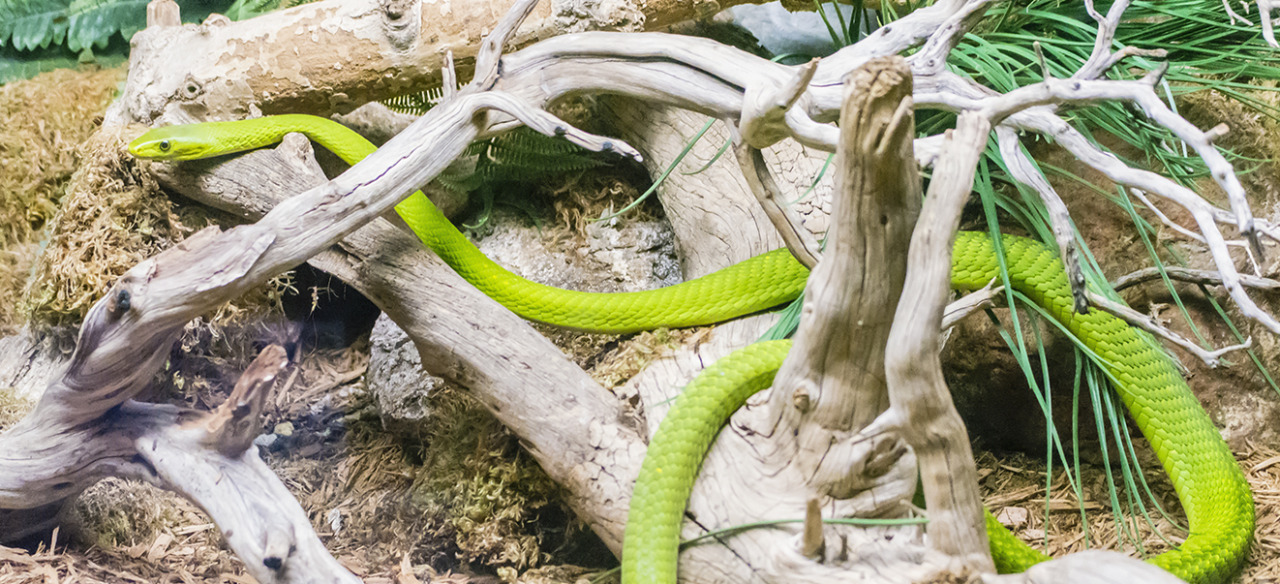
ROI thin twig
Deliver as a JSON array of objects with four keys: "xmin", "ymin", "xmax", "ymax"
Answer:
[
  {"xmin": 1112, "ymin": 266, "xmax": 1280, "ymax": 292},
  {"xmin": 1256, "ymin": 0, "xmax": 1279, "ymax": 47},
  {"xmin": 735, "ymin": 145, "xmax": 822, "ymax": 269},
  {"xmin": 472, "ymin": 0, "xmax": 541, "ymax": 91},
  {"xmin": 1222, "ymin": 0, "xmax": 1255, "ymax": 26},
  {"xmin": 1086, "ymin": 291, "xmax": 1252, "ymax": 368},
  {"xmin": 942, "ymin": 281, "xmax": 1003, "ymax": 329},
  {"xmin": 1128, "ymin": 188, "xmax": 1252, "ymax": 251},
  {"xmin": 1074, "ymin": 0, "xmax": 1134, "ymax": 80},
  {"xmin": 442, "ymin": 50, "xmax": 458, "ymax": 102},
  {"xmin": 995, "ymin": 127, "xmax": 1088, "ymax": 313}
]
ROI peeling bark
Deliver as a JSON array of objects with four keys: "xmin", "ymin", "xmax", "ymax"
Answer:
[{"xmin": 109, "ymin": 0, "xmax": 771, "ymax": 126}]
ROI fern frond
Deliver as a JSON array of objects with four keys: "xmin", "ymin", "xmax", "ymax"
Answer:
[
  {"xmin": 224, "ymin": 0, "xmax": 279, "ymax": 20},
  {"xmin": 0, "ymin": 44, "xmax": 71, "ymax": 82},
  {"xmin": 65, "ymin": 0, "xmax": 147, "ymax": 51},
  {"xmin": 382, "ymin": 87, "xmax": 446, "ymax": 116},
  {"xmin": 0, "ymin": 0, "xmax": 71, "ymax": 51},
  {"xmin": 474, "ymin": 128, "xmax": 606, "ymax": 181},
  {"xmin": 0, "ymin": 0, "xmax": 227, "ymax": 63}
]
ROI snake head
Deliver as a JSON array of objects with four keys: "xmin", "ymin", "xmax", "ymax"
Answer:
[{"xmin": 127, "ymin": 125, "xmax": 218, "ymax": 160}]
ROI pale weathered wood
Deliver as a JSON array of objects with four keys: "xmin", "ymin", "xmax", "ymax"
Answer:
[
  {"xmin": 735, "ymin": 145, "xmax": 822, "ymax": 269},
  {"xmin": 606, "ymin": 100, "xmax": 930, "ymax": 582},
  {"xmin": 109, "ymin": 0, "xmax": 773, "ymax": 126},
  {"xmin": 149, "ymin": 138, "xmax": 647, "ymax": 552},
  {"xmin": 0, "ymin": 344, "xmax": 360, "ymax": 583},
  {"xmin": 763, "ymin": 53, "xmax": 922, "ymax": 497},
  {"xmin": 883, "ymin": 110, "xmax": 992, "ymax": 569},
  {"xmin": 0, "ymin": 81, "xmax": 631, "ymax": 581},
  {"xmin": 199, "ymin": 344, "xmax": 289, "ymax": 456},
  {"xmin": 982, "ymin": 551, "xmax": 1186, "ymax": 584}
]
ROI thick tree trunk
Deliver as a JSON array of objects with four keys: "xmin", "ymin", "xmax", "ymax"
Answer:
[{"xmin": 109, "ymin": 0, "xmax": 770, "ymax": 126}]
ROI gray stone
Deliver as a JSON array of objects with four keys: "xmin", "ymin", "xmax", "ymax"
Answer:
[{"xmin": 367, "ymin": 313, "xmax": 443, "ymax": 435}]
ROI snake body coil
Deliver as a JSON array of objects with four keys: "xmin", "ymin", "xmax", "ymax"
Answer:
[{"xmin": 129, "ymin": 115, "xmax": 1254, "ymax": 584}]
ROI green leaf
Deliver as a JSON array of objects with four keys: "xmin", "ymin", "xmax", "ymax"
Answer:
[
  {"xmin": 65, "ymin": 0, "xmax": 148, "ymax": 51},
  {"xmin": 0, "ymin": 0, "xmax": 72, "ymax": 51}
]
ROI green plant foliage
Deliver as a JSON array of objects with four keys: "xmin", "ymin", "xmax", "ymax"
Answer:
[
  {"xmin": 0, "ymin": 0, "xmax": 71, "ymax": 51},
  {"xmin": 0, "ymin": 44, "xmax": 77, "ymax": 83},
  {"xmin": 223, "ymin": 0, "xmax": 316, "ymax": 21},
  {"xmin": 0, "ymin": 0, "xmax": 228, "ymax": 84},
  {"xmin": 222, "ymin": 0, "xmax": 275, "ymax": 20},
  {"xmin": 64, "ymin": 0, "xmax": 149, "ymax": 51},
  {"xmin": 921, "ymin": 0, "xmax": 1280, "ymax": 186},
  {"xmin": 1, "ymin": 0, "xmax": 148, "ymax": 51},
  {"xmin": 381, "ymin": 87, "xmax": 445, "ymax": 115},
  {"xmin": 472, "ymin": 128, "xmax": 608, "ymax": 182},
  {"xmin": 380, "ymin": 84, "xmax": 610, "ymax": 228}
]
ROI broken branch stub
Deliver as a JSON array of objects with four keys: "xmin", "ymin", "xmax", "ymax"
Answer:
[
  {"xmin": 884, "ymin": 110, "xmax": 993, "ymax": 570},
  {"xmin": 767, "ymin": 56, "xmax": 920, "ymax": 498},
  {"xmin": 198, "ymin": 344, "xmax": 290, "ymax": 457}
]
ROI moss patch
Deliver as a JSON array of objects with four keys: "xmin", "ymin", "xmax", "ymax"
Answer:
[
  {"xmin": 0, "ymin": 66, "xmax": 124, "ymax": 333},
  {"xmin": 18, "ymin": 125, "xmax": 185, "ymax": 327},
  {"xmin": 0, "ymin": 388, "xmax": 33, "ymax": 431},
  {"xmin": 65, "ymin": 478, "xmax": 187, "ymax": 550},
  {"xmin": 407, "ymin": 385, "xmax": 565, "ymax": 571}
]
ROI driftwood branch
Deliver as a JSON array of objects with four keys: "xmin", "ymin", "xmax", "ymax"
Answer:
[
  {"xmin": 734, "ymin": 144, "xmax": 823, "ymax": 269},
  {"xmin": 1085, "ymin": 291, "xmax": 1253, "ymax": 369},
  {"xmin": 1112, "ymin": 266, "xmax": 1280, "ymax": 292},
  {"xmin": 111, "ymin": 0, "xmax": 768, "ymax": 125},
  {"xmin": 147, "ymin": 133, "xmax": 646, "ymax": 552},
  {"xmin": 0, "ymin": 32, "xmax": 643, "ymax": 579},
  {"xmin": 884, "ymin": 110, "xmax": 993, "ymax": 570},
  {"xmin": 981, "ymin": 551, "xmax": 1187, "ymax": 584},
  {"xmin": 0, "ymin": 341, "xmax": 358, "ymax": 584},
  {"xmin": 766, "ymin": 57, "xmax": 919, "ymax": 500},
  {"xmin": 4, "ymin": 0, "xmax": 1276, "ymax": 581}
]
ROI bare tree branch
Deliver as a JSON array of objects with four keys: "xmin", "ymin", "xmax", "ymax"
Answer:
[
  {"xmin": 885, "ymin": 110, "xmax": 994, "ymax": 569},
  {"xmin": 1112, "ymin": 266, "xmax": 1280, "ymax": 292}
]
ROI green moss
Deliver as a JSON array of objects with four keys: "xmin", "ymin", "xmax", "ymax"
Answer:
[
  {"xmin": 0, "ymin": 387, "xmax": 33, "ymax": 430},
  {"xmin": 68, "ymin": 478, "xmax": 183, "ymax": 549},
  {"xmin": 408, "ymin": 385, "xmax": 563, "ymax": 570},
  {"xmin": 0, "ymin": 66, "xmax": 123, "ymax": 332}
]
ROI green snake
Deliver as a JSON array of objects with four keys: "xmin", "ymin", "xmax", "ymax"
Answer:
[{"xmin": 128, "ymin": 115, "xmax": 1254, "ymax": 584}]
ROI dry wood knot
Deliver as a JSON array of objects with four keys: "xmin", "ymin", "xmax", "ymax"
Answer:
[
  {"xmin": 379, "ymin": 0, "xmax": 420, "ymax": 51},
  {"xmin": 107, "ymin": 288, "xmax": 132, "ymax": 320},
  {"xmin": 791, "ymin": 380, "xmax": 817, "ymax": 413},
  {"xmin": 179, "ymin": 75, "xmax": 203, "ymax": 100}
]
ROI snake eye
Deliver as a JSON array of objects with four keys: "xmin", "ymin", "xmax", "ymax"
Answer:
[{"xmin": 159, "ymin": 140, "xmax": 171, "ymax": 151}]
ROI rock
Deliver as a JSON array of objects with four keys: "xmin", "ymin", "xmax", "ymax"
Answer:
[
  {"xmin": 476, "ymin": 208, "xmax": 681, "ymax": 294},
  {"xmin": 252, "ymin": 433, "xmax": 277, "ymax": 449},
  {"xmin": 726, "ymin": 2, "xmax": 853, "ymax": 58},
  {"xmin": 367, "ymin": 314, "xmax": 444, "ymax": 436}
]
